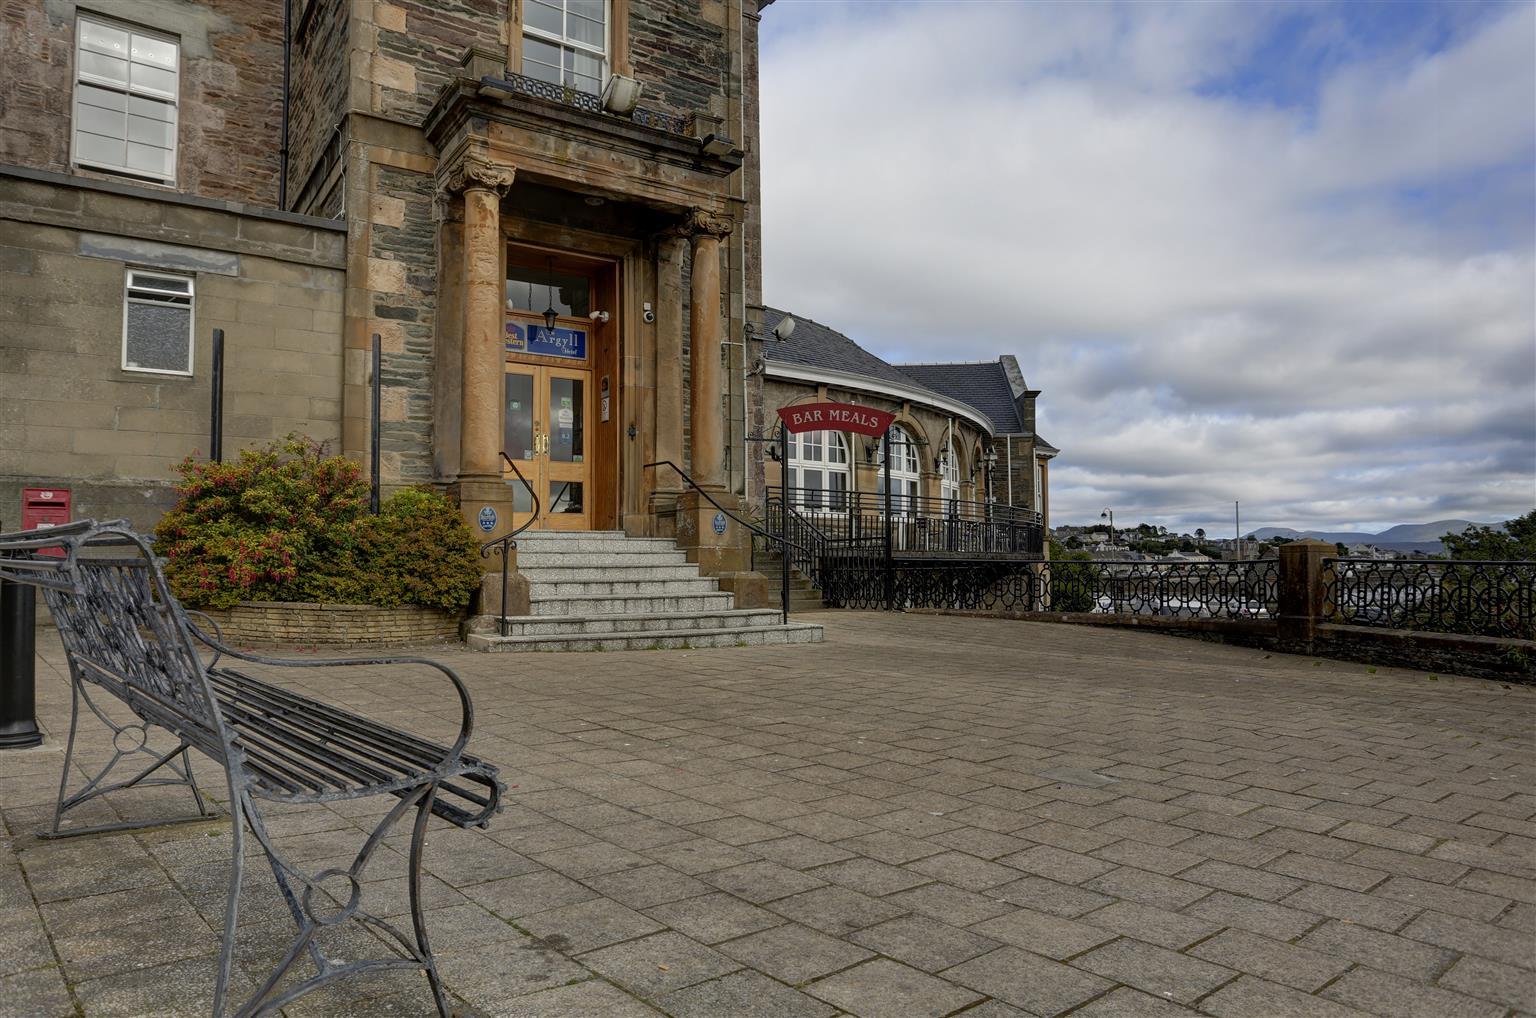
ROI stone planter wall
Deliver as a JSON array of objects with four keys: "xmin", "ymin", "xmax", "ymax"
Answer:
[{"xmin": 200, "ymin": 601, "xmax": 462, "ymax": 648}]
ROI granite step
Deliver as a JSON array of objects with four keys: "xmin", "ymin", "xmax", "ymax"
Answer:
[{"xmin": 465, "ymin": 622, "xmax": 824, "ymax": 653}]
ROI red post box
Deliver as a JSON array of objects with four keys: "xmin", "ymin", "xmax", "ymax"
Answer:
[{"xmin": 21, "ymin": 488, "xmax": 70, "ymax": 557}]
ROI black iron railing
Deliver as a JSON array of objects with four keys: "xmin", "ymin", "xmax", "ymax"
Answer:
[
  {"xmin": 768, "ymin": 487, "xmax": 1044, "ymax": 558},
  {"xmin": 645, "ymin": 462, "xmax": 806, "ymax": 625},
  {"xmin": 1324, "ymin": 558, "xmax": 1535, "ymax": 640},
  {"xmin": 480, "ymin": 453, "xmax": 541, "ymax": 636},
  {"xmin": 479, "ymin": 72, "xmax": 690, "ymax": 136},
  {"xmin": 820, "ymin": 557, "xmax": 1280, "ymax": 616}
]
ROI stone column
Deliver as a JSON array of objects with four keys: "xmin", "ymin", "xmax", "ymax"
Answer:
[
  {"xmin": 1278, "ymin": 539, "xmax": 1332, "ymax": 649},
  {"xmin": 688, "ymin": 211, "xmax": 731, "ymax": 491},
  {"xmin": 652, "ymin": 231, "xmax": 687, "ymax": 513},
  {"xmin": 450, "ymin": 159, "xmax": 515, "ymax": 484}
]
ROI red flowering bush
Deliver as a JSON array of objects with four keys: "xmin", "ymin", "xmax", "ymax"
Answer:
[{"xmin": 155, "ymin": 436, "xmax": 480, "ymax": 611}]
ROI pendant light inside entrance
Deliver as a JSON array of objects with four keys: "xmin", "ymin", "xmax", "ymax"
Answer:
[{"xmin": 542, "ymin": 256, "xmax": 559, "ymax": 330}]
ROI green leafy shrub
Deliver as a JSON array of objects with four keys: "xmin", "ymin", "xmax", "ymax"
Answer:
[{"xmin": 155, "ymin": 436, "xmax": 481, "ymax": 611}]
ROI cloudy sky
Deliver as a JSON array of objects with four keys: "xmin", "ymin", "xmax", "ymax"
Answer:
[{"xmin": 757, "ymin": 0, "xmax": 1536, "ymax": 536}]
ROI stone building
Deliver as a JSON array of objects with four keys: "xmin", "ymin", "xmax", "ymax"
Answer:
[
  {"xmin": 758, "ymin": 307, "xmax": 1054, "ymax": 542},
  {"xmin": 1, "ymin": 0, "xmax": 771, "ymax": 587}
]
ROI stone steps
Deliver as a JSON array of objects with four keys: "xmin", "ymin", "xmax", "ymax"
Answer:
[
  {"xmin": 527, "ymin": 592, "xmax": 737, "ymax": 615},
  {"xmin": 467, "ymin": 530, "xmax": 823, "ymax": 652},
  {"xmin": 466, "ymin": 621, "xmax": 824, "ymax": 653},
  {"xmin": 466, "ymin": 608, "xmax": 786, "ymax": 637}
]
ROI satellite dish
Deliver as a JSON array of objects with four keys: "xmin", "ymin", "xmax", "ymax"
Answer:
[{"xmin": 772, "ymin": 316, "xmax": 796, "ymax": 342}]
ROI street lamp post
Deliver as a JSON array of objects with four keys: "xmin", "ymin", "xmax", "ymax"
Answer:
[{"xmin": 1101, "ymin": 507, "xmax": 1114, "ymax": 546}]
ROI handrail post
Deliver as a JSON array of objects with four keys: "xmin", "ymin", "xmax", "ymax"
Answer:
[
  {"xmin": 780, "ymin": 426, "xmax": 790, "ymax": 625},
  {"xmin": 883, "ymin": 430, "xmax": 893, "ymax": 611},
  {"xmin": 209, "ymin": 328, "xmax": 224, "ymax": 463},
  {"xmin": 370, "ymin": 333, "xmax": 382, "ymax": 515}
]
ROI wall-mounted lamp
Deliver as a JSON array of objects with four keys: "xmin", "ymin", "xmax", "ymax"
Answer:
[{"xmin": 588, "ymin": 310, "xmax": 610, "ymax": 324}]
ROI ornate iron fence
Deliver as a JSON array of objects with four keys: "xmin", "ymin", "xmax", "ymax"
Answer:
[
  {"xmin": 768, "ymin": 488, "xmax": 1044, "ymax": 559},
  {"xmin": 483, "ymin": 72, "xmax": 691, "ymax": 136},
  {"xmin": 1324, "ymin": 559, "xmax": 1536, "ymax": 640},
  {"xmin": 820, "ymin": 557, "xmax": 1280, "ymax": 616}
]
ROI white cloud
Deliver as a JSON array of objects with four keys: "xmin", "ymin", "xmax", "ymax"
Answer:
[{"xmin": 759, "ymin": 0, "xmax": 1536, "ymax": 534}]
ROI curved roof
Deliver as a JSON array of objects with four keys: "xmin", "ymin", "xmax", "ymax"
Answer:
[{"xmin": 761, "ymin": 307, "xmax": 934, "ymax": 392}]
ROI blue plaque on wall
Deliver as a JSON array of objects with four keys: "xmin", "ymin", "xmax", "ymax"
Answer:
[{"xmin": 506, "ymin": 322, "xmax": 587, "ymax": 360}]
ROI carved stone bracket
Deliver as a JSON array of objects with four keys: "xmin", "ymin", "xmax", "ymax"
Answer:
[
  {"xmin": 441, "ymin": 154, "xmax": 516, "ymax": 197},
  {"xmin": 687, "ymin": 208, "xmax": 733, "ymax": 238}
]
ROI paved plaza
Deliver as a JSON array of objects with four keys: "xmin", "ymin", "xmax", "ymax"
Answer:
[{"xmin": 2, "ymin": 611, "xmax": 1533, "ymax": 1017}]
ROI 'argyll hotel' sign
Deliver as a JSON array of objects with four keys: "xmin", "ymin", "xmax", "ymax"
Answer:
[{"xmin": 777, "ymin": 402, "xmax": 895, "ymax": 437}]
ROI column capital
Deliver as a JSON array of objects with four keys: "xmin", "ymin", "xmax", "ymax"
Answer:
[
  {"xmin": 687, "ymin": 208, "xmax": 733, "ymax": 238},
  {"xmin": 441, "ymin": 154, "xmax": 515, "ymax": 197}
]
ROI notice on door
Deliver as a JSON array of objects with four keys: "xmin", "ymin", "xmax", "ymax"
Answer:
[
  {"xmin": 600, "ymin": 375, "xmax": 611, "ymax": 423},
  {"xmin": 557, "ymin": 396, "xmax": 574, "ymax": 429}
]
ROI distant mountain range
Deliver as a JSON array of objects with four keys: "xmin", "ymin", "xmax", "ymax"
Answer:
[{"xmin": 1250, "ymin": 519, "xmax": 1504, "ymax": 554}]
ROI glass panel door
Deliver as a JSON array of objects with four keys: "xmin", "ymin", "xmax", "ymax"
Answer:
[
  {"xmin": 502, "ymin": 363, "xmax": 592, "ymax": 531},
  {"xmin": 542, "ymin": 367, "xmax": 590, "ymax": 530}
]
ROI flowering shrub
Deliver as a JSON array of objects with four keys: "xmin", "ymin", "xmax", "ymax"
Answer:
[{"xmin": 155, "ymin": 436, "xmax": 481, "ymax": 611}]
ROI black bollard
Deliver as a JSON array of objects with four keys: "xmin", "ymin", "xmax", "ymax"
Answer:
[{"xmin": 0, "ymin": 577, "xmax": 42, "ymax": 749}]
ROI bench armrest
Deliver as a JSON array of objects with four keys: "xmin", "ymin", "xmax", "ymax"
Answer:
[{"xmin": 182, "ymin": 618, "xmax": 476, "ymax": 760}]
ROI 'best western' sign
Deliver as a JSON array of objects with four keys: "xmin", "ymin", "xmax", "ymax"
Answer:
[{"xmin": 777, "ymin": 402, "xmax": 895, "ymax": 437}]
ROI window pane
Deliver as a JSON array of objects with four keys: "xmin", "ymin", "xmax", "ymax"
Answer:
[
  {"xmin": 76, "ymin": 100, "xmax": 125, "ymax": 139},
  {"xmin": 130, "ymin": 34, "xmax": 177, "ymax": 69},
  {"xmin": 548, "ymin": 376, "xmax": 584, "ymax": 462},
  {"xmin": 569, "ymin": 0, "xmax": 606, "ymax": 23},
  {"xmin": 79, "ymin": 49, "xmax": 129, "ymax": 86},
  {"xmin": 125, "ymin": 301, "xmax": 191, "ymax": 372},
  {"xmin": 549, "ymin": 480, "xmax": 583, "ymax": 514},
  {"xmin": 79, "ymin": 20, "xmax": 129, "ymax": 58},
  {"xmin": 79, "ymin": 84, "xmax": 127, "ymax": 113},
  {"xmin": 76, "ymin": 131, "xmax": 127, "ymax": 167},
  {"xmin": 127, "ymin": 94, "xmax": 172, "ymax": 121},
  {"xmin": 569, "ymin": 48, "xmax": 601, "ymax": 91},
  {"xmin": 130, "ymin": 61, "xmax": 177, "ymax": 96},
  {"xmin": 522, "ymin": 37, "xmax": 562, "ymax": 83},
  {"xmin": 126, "ymin": 140, "xmax": 173, "ymax": 177},
  {"xmin": 568, "ymin": 11, "xmax": 603, "ymax": 47},
  {"xmin": 127, "ymin": 113, "xmax": 173, "ymax": 147},
  {"xmin": 525, "ymin": 0, "xmax": 563, "ymax": 35},
  {"xmin": 506, "ymin": 265, "xmax": 589, "ymax": 316},
  {"xmin": 504, "ymin": 372, "xmax": 535, "ymax": 459}
]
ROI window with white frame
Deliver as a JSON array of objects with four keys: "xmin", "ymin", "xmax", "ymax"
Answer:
[
  {"xmin": 877, "ymin": 425, "xmax": 921, "ymax": 511},
  {"xmin": 522, "ymin": 0, "xmax": 607, "ymax": 95},
  {"xmin": 1034, "ymin": 457, "xmax": 1044, "ymax": 515},
  {"xmin": 786, "ymin": 430, "xmax": 850, "ymax": 510},
  {"xmin": 73, "ymin": 15, "xmax": 179, "ymax": 184},
  {"xmin": 122, "ymin": 270, "xmax": 194, "ymax": 375}
]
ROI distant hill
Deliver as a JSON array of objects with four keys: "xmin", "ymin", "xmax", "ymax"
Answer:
[{"xmin": 1250, "ymin": 519, "xmax": 1504, "ymax": 554}]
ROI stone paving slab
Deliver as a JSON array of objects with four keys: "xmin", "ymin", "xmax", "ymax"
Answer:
[{"xmin": 1, "ymin": 611, "xmax": 1533, "ymax": 1017}]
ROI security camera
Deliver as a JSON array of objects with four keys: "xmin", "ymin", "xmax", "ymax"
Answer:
[
  {"xmin": 589, "ymin": 310, "xmax": 610, "ymax": 324},
  {"xmin": 642, "ymin": 302, "xmax": 656, "ymax": 325},
  {"xmin": 771, "ymin": 316, "xmax": 796, "ymax": 342}
]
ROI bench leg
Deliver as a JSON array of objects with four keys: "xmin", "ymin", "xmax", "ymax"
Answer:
[
  {"xmin": 224, "ymin": 784, "xmax": 455, "ymax": 1018},
  {"xmin": 409, "ymin": 782, "xmax": 452, "ymax": 1017},
  {"xmin": 212, "ymin": 786, "xmax": 248, "ymax": 1018},
  {"xmin": 41, "ymin": 678, "xmax": 221, "ymax": 839}
]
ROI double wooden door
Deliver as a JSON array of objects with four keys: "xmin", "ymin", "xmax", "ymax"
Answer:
[{"xmin": 503, "ymin": 363, "xmax": 592, "ymax": 531}]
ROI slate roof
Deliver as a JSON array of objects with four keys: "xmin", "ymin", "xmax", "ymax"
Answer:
[
  {"xmin": 896, "ymin": 361, "xmax": 1025, "ymax": 434},
  {"xmin": 761, "ymin": 307, "xmax": 937, "ymax": 393}
]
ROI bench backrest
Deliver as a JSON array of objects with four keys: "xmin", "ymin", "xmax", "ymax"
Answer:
[{"xmin": 0, "ymin": 521, "xmax": 230, "ymax": 761}]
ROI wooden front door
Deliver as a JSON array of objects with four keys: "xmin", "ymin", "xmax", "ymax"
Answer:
[{"xmin": 503, "ymin": 362, "xmax": 593, "ymax": 531}]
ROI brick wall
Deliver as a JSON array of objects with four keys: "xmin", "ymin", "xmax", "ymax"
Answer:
[
  {"xmin": 0, "ymin": 0, "xmax": 286, "ymax": 207},
  {"xmin": 202, "ymin": 600, "xmax": 461, "ymax": 647}
]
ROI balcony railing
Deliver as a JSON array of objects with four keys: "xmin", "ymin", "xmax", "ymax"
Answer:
[
  {"xmin": 769, "ymin": 488, "xmax": 1043, "ymax": 557},
  {"xmin": 479, "ymin": 72, "xmax": 691, "ymax": 136}
]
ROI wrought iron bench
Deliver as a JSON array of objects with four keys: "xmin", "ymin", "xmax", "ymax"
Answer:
[{"xmin": 0, "ymin": 520, "xmax": 503, "ymax": 1017}]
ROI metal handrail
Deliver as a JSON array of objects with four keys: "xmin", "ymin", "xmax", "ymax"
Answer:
[
  {"xmin": 643, "ymin": 460, "xmax": 807, "ymax": 625},
  {"xmin": 479, "ymin": 453, "xmax": 542, "ymax": 636}
]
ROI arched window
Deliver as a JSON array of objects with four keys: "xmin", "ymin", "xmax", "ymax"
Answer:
[
  {"xmin": 787, "ymin": 430, "xmax": 850, "ymax": 510},
  {"xmin": 877, "ymin": 425, "xmax": 921, "ymax": 513}
]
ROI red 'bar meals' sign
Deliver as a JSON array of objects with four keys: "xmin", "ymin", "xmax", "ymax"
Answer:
[{"xmin": 777, "ymin": 402, "xmax": 896, "ymax": 437}]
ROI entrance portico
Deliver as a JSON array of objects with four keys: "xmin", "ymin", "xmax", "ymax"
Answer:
[{"xmin": 426, "ymin": 49, "xmax": 758, "ymax": 593}]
